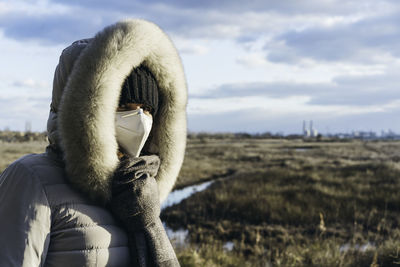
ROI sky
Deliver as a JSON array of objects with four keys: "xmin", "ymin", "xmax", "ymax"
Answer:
[{"xmin": 1, "ymin": 0, "xmax": 400, "ymax": 134}]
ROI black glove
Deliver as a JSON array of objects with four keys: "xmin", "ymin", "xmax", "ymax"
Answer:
[
  {"xmin": 110, "ymin": 155, "xmax": 161, "ymax": 232},
  {"xmin": 110, "ymin": 155, "xmax": 180, "ymax": 267}
]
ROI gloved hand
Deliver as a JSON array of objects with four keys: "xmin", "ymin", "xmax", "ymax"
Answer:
[
  {"xmin": 110, "ymin": 155, "xmax": 161, "ymax": 232},
  {"xmin": 109, "ymin": 155, "xmax": 180, "ymax": 267}
]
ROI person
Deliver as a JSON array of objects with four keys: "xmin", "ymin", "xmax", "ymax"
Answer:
[{"xmin": 0, "ymin": 19, "xmax": 187, "ymax": 267}]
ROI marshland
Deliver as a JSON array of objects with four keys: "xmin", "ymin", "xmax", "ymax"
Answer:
[{"xmin": 1, "ymin": 133, "xmax": 399, "ymax": 266}]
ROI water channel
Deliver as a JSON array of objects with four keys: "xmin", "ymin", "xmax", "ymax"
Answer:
[{"xmin": 161, "ymin": 180, "xmax": 215, "ymax": 247}]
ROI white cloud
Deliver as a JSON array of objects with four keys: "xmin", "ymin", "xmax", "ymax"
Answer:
[
  {"xmin": 187, "ymin": 102, "xmax": 400, "ymax": 134},
  {"xmin": 236, "ymin": 54, "xmax": 268, "ymax": 67},
  {"xmin": 0, "ymin": 0, "xmax": 393, "ymax": 45},
  {"xmin": 188, "ymin": 94, "xmax": 390, "ymax": 117},
  {"xmin": 1, "ymin": 0, "xmax": 71, "ymax": 16},
  {"xmin": 12, "ymin": 78, "xmax": 49, "ymax": 89},
  {"xmin": 1, "ymin": 0, "xmax": 400, "ymax": 133},
  {"xmin": 174, "ymin": 38, "xmax": 210, "ymax": 55},
  {"xmin": 0, "ymin": 95, "xmax": 50, "ymax": 131},
  {"xmin": 266, "ymin": 11, "xmax": 400, "ymax": 64}
]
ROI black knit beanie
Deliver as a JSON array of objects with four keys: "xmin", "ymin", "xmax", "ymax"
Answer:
[{"xmin": 119, "ymin": 65, "xmax": 159, "ymax": 116}]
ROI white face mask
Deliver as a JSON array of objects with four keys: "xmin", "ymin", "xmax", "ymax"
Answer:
[{"xmin": 115, "ymin": 108, "xmax": 153, "ymax": 157}]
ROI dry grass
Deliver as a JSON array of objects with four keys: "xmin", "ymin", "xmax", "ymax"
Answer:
[
  {"xmin": 2, "ymin": 137, "xmax": 400, "ymax": 266},
  {"xmin": 164, "ymin": 137, "xmax": 400, "ymax": 267},
  {"xmin": 0, "ymin": 141, "xmax": 47, "ymax": 172}
]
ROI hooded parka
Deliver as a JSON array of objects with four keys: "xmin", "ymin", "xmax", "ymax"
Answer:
[{"xmin": 0, "ymin": 19, "xmax": 187, "ymax": 266}]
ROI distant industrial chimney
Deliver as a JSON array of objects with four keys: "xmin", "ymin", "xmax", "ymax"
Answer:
[
  {"xmin": 303, "ymin": 120, "xmax": 310, "ymax": 137},
  {"xmin": 25, "ymin": 121, "xmax": 32, "ymax": 133},
  {"xmin": 303, "ymin": 120, "xmax": 318, "ymax": 137}
]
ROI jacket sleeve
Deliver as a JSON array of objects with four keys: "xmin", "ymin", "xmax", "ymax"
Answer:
[{"xmin": 0, "ymin": 160, "xmax": 51, "ymax": 267}]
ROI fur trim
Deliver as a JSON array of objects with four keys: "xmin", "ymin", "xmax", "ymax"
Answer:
[{"xmin": 57, "ymin": 19, "xmax": 187, "ymax": 203}]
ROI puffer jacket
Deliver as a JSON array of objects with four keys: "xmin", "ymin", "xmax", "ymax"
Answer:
[
  {"xmin": 0, "ymin": 19, "xmax": 187, "ymax": 266},
  {"xmin": 0, "ymin": 150, "xmax": 130, "ymax": 266}
]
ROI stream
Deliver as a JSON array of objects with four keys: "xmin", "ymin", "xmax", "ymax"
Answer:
[
  {"xmin": 161, "ymin": 180, "xmax": 214, "ymax": 210},
  {"xmin": 161, "ymin": 180, "xmax": 215, "ymax": 248}
]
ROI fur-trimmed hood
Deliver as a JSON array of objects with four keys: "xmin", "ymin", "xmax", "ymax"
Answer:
[{"xmin": 47, "ymin": 19, "xmax": 187, "ymax": 203}]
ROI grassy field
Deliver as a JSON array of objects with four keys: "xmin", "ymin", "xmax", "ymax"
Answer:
[
  {"xmin": 1, "ymin": 137, "xmax": 400, "ymax": 266},
  {"xmin": 163, "ymin": 137, "xmax": 400, "ymax": 267},
  {"xmin": 0, "ymin": 140, "xmax": 48, "ymax": 172}
]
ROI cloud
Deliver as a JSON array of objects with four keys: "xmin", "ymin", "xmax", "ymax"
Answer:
[
  {"xmin": 188, "ymin": 105, "xmax": 400, "ymax": 134},
  {"xmin": 236, "ymin": 54, "xmax": 268, "ymax": 67},
  {"xmin": 0, "ymin": 9, "xmax": 117, "ymax": 44},
  {"xmin": 12, "ymin": 79, "xmax": 49, "ymax": 89},
  {"xmin": 1, "ymin": 0, "xmax": 396, "ymax": 45},
  {"xmin": 1, "ymin": 0, "xmax": 399, "ymax": 134},
  {"xmin": 190, "ymin": 70, "xmax": 400, "ymax": 107},
  {"xmin": 175, "ymin": 40, "xmax": 209, "ymax": 55},
  {"xmin": 58, "ymin": 0, "xmax": 394, "ymax": 16},
  {"xmin": 0, "ymin": 95, "xmax": 50, "ymax": 131},
  {"xmin": 266, "ymin": 12, "xmax": 400, "ymax": 64}
]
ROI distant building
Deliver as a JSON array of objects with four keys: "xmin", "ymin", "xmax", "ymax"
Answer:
[
  {"xmin": 25, "ymin": 121, "xmax": 32, "ymax": 133},
  {"xmin": 310, "ymin": 120, "xmax": 318, "ymax": 137},
  {"xmin": 380, "ymin": 129, "xmax": 400, "ymax": 140},
  {"xmin": 352, "ymin": 131, "xmax": 377, "ymax": 140},
  {"xmin": 302, "ymin": 120, "xmax": 318, "ymax": 137},
  {"xmin": 303, "ymin": 120, "xmax": 310, "ymax": 137}
]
